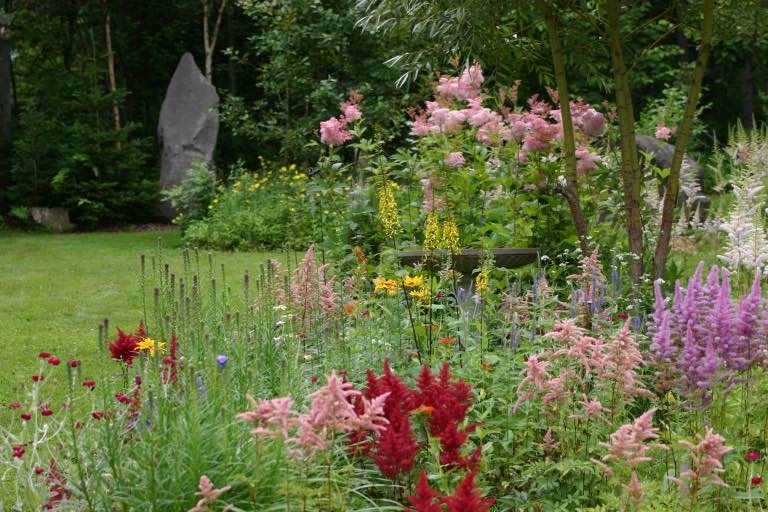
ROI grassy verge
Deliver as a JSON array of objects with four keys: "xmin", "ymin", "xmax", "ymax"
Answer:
[{"xmin": 0, "ymin": 230, "xmax": 276, "ymax": 408}]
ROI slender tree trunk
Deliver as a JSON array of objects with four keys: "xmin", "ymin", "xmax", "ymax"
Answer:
[
  {"xmin": 739, "ymin": 58, "xmax": 754, "ymax": 129},
  {"xmin": 536, "ymin": 0, "xmax": 591, "ymax": 255},
  {"xmin": 102, "ymin": 0, "xmax": 121, "ymax": 148},
  {"xmin": 606, "ymin": 0, "xmax": 644, "ymax": 283},
  {"xmin": 652, "ymin": 0, "xmax": 714, "ymax": 280},
  {"xmin": 202, "ymin": 0, "xmax": 228, "ymax": 84}
]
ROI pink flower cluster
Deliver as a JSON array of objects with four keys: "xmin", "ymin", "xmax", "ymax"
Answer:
[
  {"xmin": 237, "ymin": 371, "xmax": 389, "ymax": 458},
  {"xmin": 515, "ymin": 318, "xmax": 648, "ymax": 413},
  {"xmin": 319, "ymin": 92, "xmax": 363, "ymax": 145},
  {"xmin": 669, "ymin": 428, "xmax": 732, "ymax": 489},
  {"xmin": 288, "ymin": 245, "xmax": 339, "ymax": 336},
  {"xmin": 411, "ymin": 63, "xmax": 605, "ymax": 167}
]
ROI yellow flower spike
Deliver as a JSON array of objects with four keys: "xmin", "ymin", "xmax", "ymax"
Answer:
[
  {"xmin": 136, "ymin": 338, "xmax": 165, "ymax": 356},
  {"xmin": 403, "ymin": 275, "xmax": 425, "ymax": 288},
  {"xmin": 377, "ymin": 181, "xmax": 401, "ymax": 239},
  {"xmin": 442, "ymin": 216, "xmax": 461, "ymax": 253},
  {"xmin": 475, "ymin": 267, "xmax": 490, "ymax": 295},
  {"xmin": 423, "ymin": 213, "xmax": 440, "ymax": 253}
]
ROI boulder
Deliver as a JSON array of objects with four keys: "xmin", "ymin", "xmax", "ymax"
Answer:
[
  {"xmin": 635, "ymin": 134, "xmax": 709, "ymax": 220},
  {"xmin": 158, "ymin": 53, "xmax": 219, "ymax": 220},
  {"xmin": 30, "ymin": 207, "xmax": 74, "ymax": 232}
]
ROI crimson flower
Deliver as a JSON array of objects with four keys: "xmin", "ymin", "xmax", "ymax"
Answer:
[
  {"xmin": 746, "ymin": 452, "xmax": 761, "ymax": 461},
  {"xmin": 436, "ymin": 293, "xmax": 446, "ymax": 299},
  {"xmin": 69, "ymin": 360, "xmax": 80, "ymax": 368},
  {"xmin": 12, "ymin": 445, "xmax": 24, "ymax": 458},
  {"xmin": 48, "ymin": 358, "xmax": 61, "ymax": 366},
  {"xmin": 75, "ymin": 422, "xmax": 84, "ymax": 429},
  {"xmin": 82, "ymin": 380, "xmax": 96, "ymax": 390},
  {"xmin": 404, "ymin": 470, "xmax": 442, "ymax": 512},
  {"xmin": 115, "ymin": 393, "xmax": 131, "ymax": 404},
  {"xmin": 311, "ymin": 375, "xmax": 319, "ymax": 384},
  {"xmin": 21, "ymin": 412, "xmax": 31, "ymax": 421},
  {"xmin": 108, "ymin": 326, "xmax": 141, "ymax": 364},
  {"xmin": 91, "ymin": 412, "xmax": 104, "ymax": 420},
  {"xmin": 41, "ymin": 407, "xmax": 53, "ymax": 417},
  {"xmin": 32, "ymin": 375, "xmax": 44, "ymax": 382},
  {"xmin": 440, "ymin": 469, "xmax": 494, "ymax": 512},
  {"xmin": 34, "ymin": 467, "xmax": 45, "ymax": 475},
  {"xmin": 617, "ymin": 312, "xmax": 628, "ymax": 319},
  {"xmin": 38, "ymin": 352, "xmax": 51, "ymax": 359},
  {"xmin": 9, "ymin": 402, "xmax": 21, "ymax": 410},
  {"xmin": 753, "ymin": 476, "xmax": 763, "ymax": 485}
]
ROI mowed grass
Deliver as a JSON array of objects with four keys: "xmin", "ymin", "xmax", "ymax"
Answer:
[{"xmin": 0, "ymin": 230, "xmax": 276, "ymax": 408}]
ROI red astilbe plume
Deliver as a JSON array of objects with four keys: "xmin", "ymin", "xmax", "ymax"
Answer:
[
  {"xmin": 417, "ymin": 363, "xmax": 473, "ymax": 436},
  {"xmin": 440, "ymin": 469, "xmax": 494, "ymax": 512},
  {"xmin": 372, "ymin": 405, "xmax": 421, "ymax": 479},
  {"xmin": 404, "ymin": 470, "xmax": 442, "ymax": 512},
  {"xmin": 364, "ymin": 360, "xmax": 421, "ymax": 479},
  {"xmin": 438, "ymin": 421, "xmax": 482, "ymax": 469},
  {"xmin": 162, "ymin": 333, "xmax": 179, "ymax": 383},
  {"xmin": 108, "ymin": 326, "xmax": 140, "ymax": 364}
]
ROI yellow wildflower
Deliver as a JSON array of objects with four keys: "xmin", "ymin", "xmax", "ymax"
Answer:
[
  {"xmin": 377, "ymin": 181, "xmax": 401, "ymax": 239},
  {"xmin": 409, "ymin": 287, "xmax": 429, "ymax": 301},
  {"xmin": 475, "ymin": 267, "xmax": 490, "ymax": 295},
  {"xmin": 373, "ymin": 277, "xmax": 398, "ymax": 294},
  {"xmin": 289, "ymin": 163, "xmax": 297, "ymax": 171},
  {"xmin": 442, "ymin": 216, "xmax": 461, "ymax": 253},
  {"xmin": 424, "ymin": 212, "xmax": 440, "ymax": 253},
  {"xmin": 136, "ymin": 338, "xmax": 165, "ymax": 356},
  {"xmin": 403, "ymin": 275, "xmax": 425, "ymax": 288}
]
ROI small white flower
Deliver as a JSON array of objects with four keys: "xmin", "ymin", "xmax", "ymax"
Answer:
[
  {"xmin": 273, "ymin": 304, "xmax": 287, "ymax": 311},
  {"xmin": 304, "ymin": 354, "xmax": 313, "ymax": 361}
]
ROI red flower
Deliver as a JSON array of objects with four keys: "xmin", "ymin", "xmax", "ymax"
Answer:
[
  {"xmin": 12, "ymin": 446, "xmax": 24, "ymax": 458},
  {"xmin": 68, "ymin": 360, "xmax": 80, "ymax": 368},
  {"xmin": 91, "ymin": 412, "xmax": 104, "ymax": 420},
  {"xmin": 34, "ymin": 467, "xmax": 45, "ymax": 475},
  {"xmin": 21, "ymin": 412, "xmax": 31, "ymax": 421},
  {"xmin": 48, "ymin": 357, "xmax": 61, "ymax": 366},
  {"xmin": 115, "ymin": 393, "xmax": 131, "ymax": 404},
  {"xmin": 617, "ymin": 312, "xmax": 628, "ymax": 319},
  {"xmin": 38, "ymin": 352, "xmax": 51, "ymax": 359},
  {"xmin": 404, "ymin": 470, "xmax": 442, "ymax": 512},
  {"xmin": 82, "ymin": 380, "xmax": 96, "ymax": 390},
  {"xmin": 435, "ymin": 293, "xmax": 445, "ymax": 299},
  {"xmin": 41, "ymin": 407, "xmax": 53, "ymax": 417},
  {"xmin": 440, "ymin": 469, "xmax": 494, "ymax": 512},
  {"xmin": 75, "ymin": 422, "xmax": 84, "ymax": 429},
  {"xmin": 753, "ymin": 476, "xmax": 763, "ymax": 485},
  {"xmin": 311, "ymin": 375, "xmax": 319, "ymax": 384},
  {"xmin": 32, "ymin": 375, "xmax": 44, "ymax": 382},
  {"xmin": 746, "ymin": 452, "xmax": 761, "ymax": 461},
  {"xmin": 43, "ymin": 504, "xmax": 54, "ymax": 510},
  {"xmin": 9, "ymin": 402, "xmax": 21, "ymax": 410},
  {"xmin": 108, "ymin": 327, "xmax": 140, "ymax": 364}
]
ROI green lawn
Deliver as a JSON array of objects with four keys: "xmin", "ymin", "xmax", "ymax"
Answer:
[{"xmin": 0, "ymin": 230, "xmax": 275, "ymax": 408}]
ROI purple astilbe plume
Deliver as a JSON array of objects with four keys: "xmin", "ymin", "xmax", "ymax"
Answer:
[
  {"xmin": 669, "ymin": 428, "xmax": 733, "ymax": 490},
  {"xmin": 647, "ymin": 279, "xmax": 668, "ymax": 340},
  {"xmin": 711, "ymin": 269, "xmax": 738, "ymax": 371},
  {"xmin": 600, "ymin": 321, "xmax": 651, "ymax": 399},
  {"xmin": 648, "ymin": 311, "xmax": 677, "ymax": 392},
  {"xmin": 677, "ymin": 325, "xmax": 720, "ymax": 402},
  {"xmin": 734, "ymin": 271, "xmax": 764, "ymax": 371}
]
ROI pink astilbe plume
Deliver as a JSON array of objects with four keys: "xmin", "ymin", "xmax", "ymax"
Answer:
[
  {"xmin": 404, "ymin": 470, "xmax": 442, "ymax": 512},
  {"xmin": 599, "ymin": 321, "xmax": 651, "ymax": 399},
  {"xmin": 188, "ymin": 475, "xmax": 233, "ymax": 512},
  {"xmin": 237, "ymin": 396, "xmax": 298, "ymax": 440},
  {"xmin": 421, "ymin": 177, "xmax": 445, "ymax": 213},
  {"xmin": 440, "ymin": 469, "xmax": 495, "ymax": 512},
  {"xmin": 669, "ymin": 428, "xmax": 732, "ymax": 490},
  {"xmin": 543, "ymin": 318, "xmax": 586, "ymax": 344},
  {"xmin": 306, "ymin": 371, "xmax": 362, "ymax": 431},
  {"xmin": 517, "ymin": 355, "xmax": 550, "ymax": 392}
]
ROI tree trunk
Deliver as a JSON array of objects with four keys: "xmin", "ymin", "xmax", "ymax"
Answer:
[
  {"xmin": 103, "ymin": 0, "xmax": 121, "ymax": 149},
  {"xmin": 652, "ymin": 0, "xmax": 715, "ymax": 280},
  {"xmin": 202, "ymin": 0, "xmax": 228, "ymax": 84},
  {"xmin": 536, "ymin": 0, "xmax": 591, "ymax": 255},
  {"xmin": 606, "ymin": 0, "xmax": 644, "ymax": 283},
  {"xmin": 739, "ymin": 58, "xmax": 754, "ymax": 129}
]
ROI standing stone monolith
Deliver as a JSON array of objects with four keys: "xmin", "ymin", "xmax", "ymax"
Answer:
[{"xmin": 158, "ymin": 52, "xmax": 219, "ymax": 220}]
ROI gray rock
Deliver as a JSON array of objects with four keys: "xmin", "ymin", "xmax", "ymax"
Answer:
[
  {"xmin": 636, "ymin": 134, "xmax": 708, "ymax": 220},
  {"xmin": 31, "ymin": 207, "xmax": 74, "ymax": 232},
  {"xmin": 158, "ymin": 53, "xmax": 219, "ymax": 220}
]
